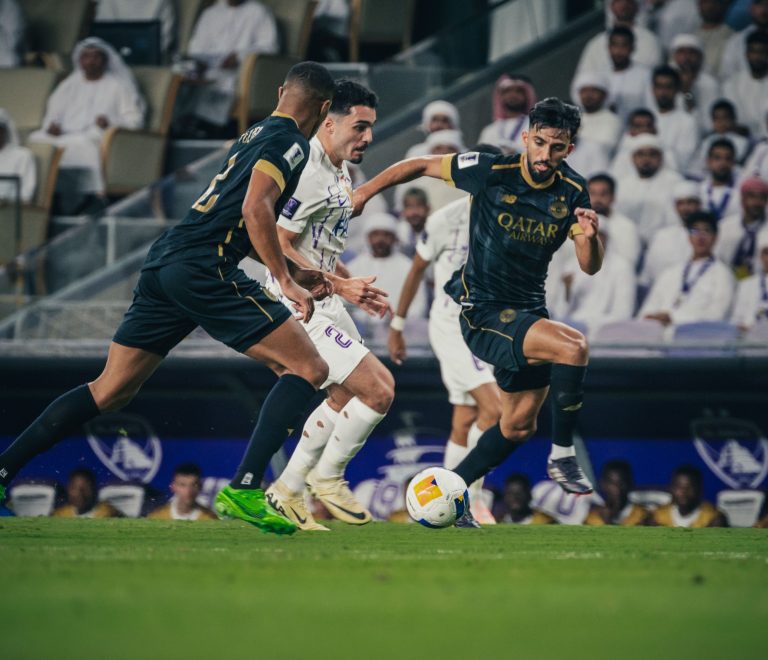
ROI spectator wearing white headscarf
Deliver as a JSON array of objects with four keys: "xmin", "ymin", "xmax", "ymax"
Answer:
[
  {"xmin": 669, "ymin": 33, "xmax": 721, "ymax": 132},
  {"xmin": 404, "ymin": 100, "xmax": 461, "ymax": 159},
  {"xmin": 29, "ymin": 37, "xmax": 145, "ymax": 195},
  {"xmin": 731, "ymin": 229, "xmax": 768, "ymax": 330},
  {"xmin": 477, "ymin": 75, "xmax": 536, "ymax": 154},
  {"xmin": 0, "ymin": 0, "xmax": 24, "ymax": 68},
  {"xmin": 0, "ymin": 109, "xmax": 35, "ymax": 203},
  {"xmin": 572, "ymin": 71, "xmax": 622, "ymax": 154},
  {"xmin": 184, "ymin": 0, "xmax": 278, "ymax": 127}
]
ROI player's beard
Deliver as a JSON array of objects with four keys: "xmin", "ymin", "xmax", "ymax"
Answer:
[{"xmin": 528, "ymin": 160, "xmax": 553, "ymax": 182}]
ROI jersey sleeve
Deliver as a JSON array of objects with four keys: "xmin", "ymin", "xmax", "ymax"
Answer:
[
  {"xmin": 567, "ymin": 185, "xmax": 592, "ymax": 240},
  {"xmin": 252, "ymin": 134, "xmax": 307, "ymax": 195},
  {"xmin": 441, "ymin": 152, "xmax": 497, "ymax": 196}
]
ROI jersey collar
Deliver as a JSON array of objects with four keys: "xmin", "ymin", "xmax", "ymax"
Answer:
[
  {"xmin": 271, "ymin": 111, "xmax": 299, "ymax": 128},
  {"xmin": 520, "ymin": 153, "xmax": 557, "ymax": 189}
]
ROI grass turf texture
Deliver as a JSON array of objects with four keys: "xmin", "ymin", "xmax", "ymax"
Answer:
[{"xmin": 0, "ymin": 520, "xmax": 765, "ymax": 660}]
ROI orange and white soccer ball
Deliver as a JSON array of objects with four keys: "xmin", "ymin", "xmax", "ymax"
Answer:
[{"xmin": 405, "ymin": 467, "xmax": 469, "ymax": 528}]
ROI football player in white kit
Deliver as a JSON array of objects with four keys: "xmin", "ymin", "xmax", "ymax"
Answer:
[
  {"xmin": 387, "ymin": 151, "xmax": 503, "ymax": 524},
  {"xmin": 261, "ymin": 80, "xmax": 395, "ymax": 530}
]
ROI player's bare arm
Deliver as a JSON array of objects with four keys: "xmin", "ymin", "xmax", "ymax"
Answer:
[
  {"xmin": 387, "ymin": 253, "xmax": 431, "ymax": 365},
  {"xmin": 244, "ymin": 169, "xmax": 316, "ymax": 321},
  {"xmin": 352, "ymin": 155, "xmax": 445, "ymax": 215},
  {"xmin": 573, "ymin": 207, "xmax": 604, "ymax": 275}
]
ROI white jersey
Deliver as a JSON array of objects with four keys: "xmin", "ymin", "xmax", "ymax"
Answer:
[{"xmin": 416, "ymin": 197, "xmax": 470, "ymax": 320}]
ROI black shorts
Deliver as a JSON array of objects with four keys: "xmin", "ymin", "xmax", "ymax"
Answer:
[
  {"xmin": 113, "ymin": 259, "xmax": 292, "ymax": 357},
  {"xmin": 458, "ymin": 304, "xmax": 551, "ymax": 393}
]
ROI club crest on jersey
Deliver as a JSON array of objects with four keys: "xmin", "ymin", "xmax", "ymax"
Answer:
[
  {"xmin": 499, "ymin": 308, "xmax": 517, "ymax": 323},
  {"xmin": 86, "ymin": 413, "xmax": 162, "ymax": 483},
  {"xmin": 549, "ymin": 198, "xmax": 569, "ymax": 220},
  {"xmin": 692, "ymin": 417, "xmax": 768, "ymax": 489},
  {"xmin": 283, "ymin": 143, "xmax": 305, "ymax": 170},
  {"xmin": 282, "ymin": 197, "xmax": 301, "ymax": 219},
  {"xmin": 501, "ymin": 194, "xmax": 517, "ymax": 205},
  {"xmin": 457, "ymin": 152, "xmax": 479, "ymax": 169}
]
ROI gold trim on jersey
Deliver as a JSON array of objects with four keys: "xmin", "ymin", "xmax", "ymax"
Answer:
[
  {"xmin": 557, "ymin": 172, "xmax": 584, "ymax": 192},
  {"xmin": 491, "ymin": 163, "xmax": 521, "ymax": 170},
  {"xmin": 441, "ymin": 154, "xmax": 455, "ymax": 186},
  {"xmin": 271, "ymin": 111, "xmax": 299, "ymax": 127},
  {"xmin": 520, "ymin": 154, "xmax": 556, "ymax": 189},
  {"xmin": 254, "ymin": 159, "xmax": 286, "ymax": 192},
  {"xmin": 217, "ymin": 266, "xmax": 274, "ymax": 321}
]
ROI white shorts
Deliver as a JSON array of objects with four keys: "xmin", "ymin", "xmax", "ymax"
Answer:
[
  {"xmin": 291, "ymin": 295, "xmax": 369, "ymax": 389},
  {"xmin": 428, "ymin": 311, "xmax": 495, "ymax": 406}
]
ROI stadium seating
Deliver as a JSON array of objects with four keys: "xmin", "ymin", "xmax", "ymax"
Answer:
[
  {"xmin": 716, "ymin": 489, "xmax": 765, "ymax": 528},
  {"xmin": 591, "ymin": 319, "xmax": 666, "ymax": 356},
  {"xmin": 670, "ymin": 321, "xmax": 741, "ymax": 357},
  {"xmin": 744, "ymin": 320, "xmax": 768, "ymax": 343},
  {"xmin": 21, "ymin": 0, "xmax": 92, "ymax": 70},
  {"xmin": 9, "ymin": 483, "xmax": 56, "ymax": 517},
  {"xmin": 348, "ymin": 0, "xmax": 415, "ymax": 62},
  {"xmin": 101, "ymin": 67, "xmax": 182, "ymax": 196},
  {"xmin": 261, "ymin": 0, "xmax": 318, "ymax": 58},
  {"xmin": 0, "ymin": 68, "xmax": 60, "ymax": 142},
  {"xmin": 98, "ymin": 484, "xmax": 146, "ymax": 518},
  {"xmin": 628, "ymin": 490, "xmax": 672, "ymax": 510},
  {"xmin": 531, "ymin": 479, "xmax": 592, "ymax": 525}
]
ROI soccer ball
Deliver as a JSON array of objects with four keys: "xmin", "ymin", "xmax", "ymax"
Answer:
[{"xmin": 405, "ymin": 467, "xmax": 469, "ymax": 528}]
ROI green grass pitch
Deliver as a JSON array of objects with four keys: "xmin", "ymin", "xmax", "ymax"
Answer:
[{"xmin": 1, "ymin": 519, "xmax": 766, "ymax": 660}]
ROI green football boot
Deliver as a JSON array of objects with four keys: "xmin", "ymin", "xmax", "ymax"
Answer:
[
  {"xmin": 0, "ymin": 483, "xmax": 5, "ymax": 504},
  {"xmin": 215, "ymin": 485, "xmax": 297, "ymax": 535}
]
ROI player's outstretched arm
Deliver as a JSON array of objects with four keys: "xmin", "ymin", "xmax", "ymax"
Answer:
[
  {"xmin": 387, "ymin": 253, "xmax": 431, "ymax": 365},
  {"xmin": 573, "ymin": 207, "xmax": 604, "ymax": 275},
  {"xmin": 243, "ymin": 170, "xmax": 315, "ymax": 321},
  {"xmin": 353, "ymin": 155, "xmax": 445, "ymax": 216}
]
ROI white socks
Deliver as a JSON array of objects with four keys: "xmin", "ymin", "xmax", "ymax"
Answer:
[
  {"xmin": 465, "ymin": 422, "xmax": 487, "ymax": 506},
  {"xmin": 467, "ymin": 422, "xmax": 483, "ymax": 450},
  {"xmin": 549, "ymin": 444, "xmax": 576, "ymax": 460},
  {"xmin": 314, "ymin": 397, "xmax": 385, "ymax": 480},
  {"xmin": 278, "ymin": 400, "xmax": 338, "ymax": 494},
  {"xmin": 443, "ymin": 439, "xmax": 468, "ymax": 470}
]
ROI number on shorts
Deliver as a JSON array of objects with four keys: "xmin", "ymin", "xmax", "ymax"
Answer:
[
  {"xmin": 192, "ymin": 153, "xmax": 238, "ymax": 213},
  {"xmin": 324, "ymin": 325, "xmax": 353, "ymax": 348}
]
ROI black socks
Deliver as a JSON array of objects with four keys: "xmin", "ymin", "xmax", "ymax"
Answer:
[
  {"xmin": 454, "ymin": 424, "xmax": 522, "ymax": 485},
  {"xmin": 550, "ymin": 364, "xmax": 587, "ymax": 448}
]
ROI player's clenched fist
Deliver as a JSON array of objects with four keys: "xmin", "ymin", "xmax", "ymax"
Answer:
[{"xmin": 574, "ymin": 207, "xmax": 599, "ymax": 238}]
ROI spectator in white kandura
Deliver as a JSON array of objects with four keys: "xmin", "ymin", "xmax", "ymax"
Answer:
[
  {"xmin": 688, "ymin": 99, "xmax": 750, "ymax": 177},
  {"xmin": 603, "ymin": 26, "xmax": 653, "ymax": 123},
  {"xmin": 669, "ymin": 33, "xmax": 721, "ymax": 132},
  {"xmin": 720, "ymin": 0, "xmax": 768, "ymax": 79},
  {"xmin": 640, "ymin": 180, "xmax": 702, "ymax": 287},
  {"xmin": 572, "ymin": 71, "xmax": 622, "ymax": 154},
  {"xmin": 405, "ymin": 100, "xmax": 460, "ymax": 158},
  {"xmin": 647, "ymin": 65, "xmax": 700, "ymax": 171},
  {"xmin": 477, "ymin": 74, "xmax": 536, "ymax": 155},
  {"xmin": 696, "ymin": 0, "xmax": 735, "ymax": 77},
  {"xmin": 347, "ymin": 213, "xmax": 428, "ymax": 325},
  {"xmin": 716, "ymin": 176, "xmax": 768, "ymax": 278},
  {"xmin": 610, "ymin": 108, "xmax": 679, "ymax": 180},
  {"xmin": 731, "ymin": 228, "xmax": 768, "ymax": 329},
  {"xmin": 396, "ymin": 129, "xmax": 467, "ymax": 212},
  {"xmin": 95, "ymin": 0, "xmax": 177, "ymax": 56},
  {"xmin": 587, "ymin": 173, "xmax": 641, "ymax": 268},
  {"xmin": 29, "ymin": 37, "xmax": 145, "ymax": 198},
  {"xmin": 575, "ymin": 0, "xmax": 661, "ymax": 79},
  {"xmin": 566, "ymin": 136, "xmax": 611, "ymax": 179},
  {"xmin": 183, "ymin": 0, "xmax": 278, "ymax": 127},
  {"xmin": 0, "ymin": 0, "xmax": 23, "ymax": 68},
  {"xmin": 699, "ymin": 138, "xmax": 742, "ymax": 220},
  {"xmin": 615, "ymin": 133, "xmax": 683, "ymax": 246},
  {"xmin": 558, "ymin": 221, "xmax": 637, "ymax": 334},
  {"xmin": 723, "ymin": 29, "xmax": 768, "ymax": 137},
  {"xmin": 652, "ymin": 0, "xmax": 702, "ymax": 51},
  {"xmin": 0, "ymin": 109, "xmax": 36, "ymax": 204},
  {"xmin": 397, "ymin": 187, "xmax": 430, "ymax": 258},
  {"xmin": 640, "ymin": 210, "xmax": 735, "ymax": 326}
]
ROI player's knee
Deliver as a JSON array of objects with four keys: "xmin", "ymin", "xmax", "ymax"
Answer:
[
  {"xmin": 476, "ymin": 401, "xmax": 501, "ymax": 428},
  {"xmin": 499, "ymin": 418, "xmax": 536, "ymax": 444},
  {"xmin": 559, "ymin": 332, "xmax": 589, "ymax": 365},
  {"xmin": 360, "ymin": 370, "xmax": 395, "ymax": 414},
  {"xmin": 303, "ymin": 357, "xmax": 329, "ymax": 389},
  {"xmin": 92, "ymin": 385, "xmax": 139, "ymax": 412}
]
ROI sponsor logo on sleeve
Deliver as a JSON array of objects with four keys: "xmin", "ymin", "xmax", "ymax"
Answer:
[
  {"xmin": 281, "ymin": 197, "xmax": 301, "ymax": 219},
  {"xmin": 457, "ymin": 152, "xmax": 480, "ymax": 169},
  {"xmin": 283, "ymin": 143, "xmax": 305, "ymax": 170}
]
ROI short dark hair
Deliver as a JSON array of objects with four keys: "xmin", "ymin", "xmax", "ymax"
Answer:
[
  {"xmin": 588, "ymin": 173, "xmax": 616, "ymax": 194},
  {"xmin": 609, "ymin": 25, "xmax": 635, "ymax": 45},
  {"xmin": 472, "ymin": 143, "xmax": 504, "ymax": 156},
  {"xmin": 173, "ymin": 463, "xmax": 202, "ymax": 479},
  {"xmin": 402, "ymin": 187, "xmax": 428, "ymax": 205},
  {"xmin": 627, "ymin": 108, "xmax": 655, "ymax": 125},
  {"xmin": 671, "ymin": 464, "xmax": 703, "ymax": 489},
  {"xmin": 652, "ymin": 64, "xmax": 681, "ymax": 87},
  {"xmin": 329, "ymin": 79, "xmax": 378, "ymax": 115},
  {"xmin": 685, "ymin": 211, "xmax": 718, "ymax": 233},
  {"xmin": 528, "ymin": 97, "xmax": 581, "ymax": 139},
  {"xmin": 69, "ymin": 467, "xmax": 97, "ymax": 488},
  {"xmin": 707, "ymin": 137, "xmax": 736, "ymax": 158},
  {"xmin": 746, "ymin": 29, "xmax": 768, "ymax": 48},
  {"xmin": 285, "ymin": 61, "xmax": 335, "ymax": 100},
  {"xmin": 711, "ymin": 98, "xmax": 736, "ymax": 119},
  {"xmin": 601, "ymin": 460, "xmax": 633, "ymax": 486}
]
